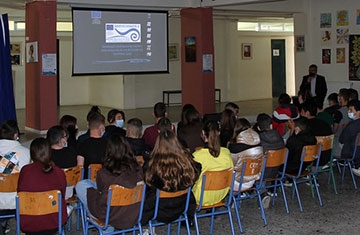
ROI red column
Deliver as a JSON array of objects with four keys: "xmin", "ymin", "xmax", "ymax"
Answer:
[
  {"xmin": 181, "ymin": 8, "xmax": 215, "ymax": 115},
  {"xmin": 25, "ymin": 1, "xmax": 57, "ymax": 132}
]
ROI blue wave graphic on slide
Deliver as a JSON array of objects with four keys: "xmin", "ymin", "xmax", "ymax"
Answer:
[
  {"xmin": 114, "ymin": 28, "xmax": 141, "ymax": 41},
  {"xmin": 94, "ymin": 58, "xmax": 151, "ymax": 64}
]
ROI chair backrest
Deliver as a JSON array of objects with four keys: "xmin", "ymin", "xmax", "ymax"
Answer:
[
  {"xmin": 88, "ymin": 164, "xmax": 102, "ymax": 182},
  {"xmin": 351, "ymin": 133, "xmax": 360, "ymax": 160},
  {"xmin": 265, "ymin": 148, "xmax": 288, "ymax": 168},
  {"xmin": 0, "ymin": 172, "xmax": 19, "ymax": 192},
  {"xmin": 16, "ymin": 190, "xmax": 62, "ymax": 235},
  {"xmin": 202, "ymin": 168, "xmax": 234, "ymax": 191},
  {"xmin": 298, "ymin": 145, "xmax": 322, "ymax": 176},
  {"xmin": 62, "ymin": 166, "xmax": 84, "ymax": 187},
  {"xmin": 316, "ymin": 135, "xmax": 334, "ymax": 152}
]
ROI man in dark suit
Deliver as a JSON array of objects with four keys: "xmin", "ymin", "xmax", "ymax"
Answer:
[{"xmin": 299, "ymin": 64, "xmax": 327, "ymax": 105}]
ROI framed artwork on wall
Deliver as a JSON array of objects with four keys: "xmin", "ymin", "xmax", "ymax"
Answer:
[
  {"xmin": 242, "ymin": 43, "xmax": 252, "ymax": 59},
  {"xmin": 185, "ymin": 37, "xmax": 196, "ymax": 62},
  {"xmin": 168, "ymin": 43, "xmax": 179, "ymax": 61},
  {"xmin": 295, "ymin": 36, "xmax": 305, "ymax": 52},
  {"xmin": 349, "ymin": 35, "xmax": 360, "ymax": 80}
]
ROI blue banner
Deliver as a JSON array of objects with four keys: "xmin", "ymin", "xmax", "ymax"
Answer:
[{"xmin": 0, "ymin": 14, "xmax": 17, "ymax": 125}]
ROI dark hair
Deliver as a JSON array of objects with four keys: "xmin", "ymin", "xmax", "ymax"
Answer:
[
  {"xmin": 154, "ymin": 102, "xmax": 166, "ymax": 118},
  {"xmin": 202, "ymin": 120, "xmax": 221, "ymax": 157},
  {"xmin": 59, "ymin": 115, "xmax": 77, "ymax": 140},
  {"xmin": 102, "ymin": 134, "xmax": 139, "ymax": 175},
  {"xmin": 30, "ymin": 138, "xmax": 54, "ymax": 173},
  {"xmin": 46, "ymin": 125, "xmax": 68, "ymax": 146},
  {"xmin": 278, "ymin": 93, "xmax": 291, "ymax": 105},
  {"xmin": 146, "ymin": 130, "xmax": 198, "ymax": 191},
  {"xmin": 220, "ymin": 109, "xmax": 235, "ymax": 131},
  {"xmin": 158, "ymin": 117, "xmax": 172, "ymax": 133},
  {"xmin": 338, "ymin": 88, "xmax": 350, "ymax": 102},
  {"xmin": 348, "ymin": 88, "xmax": 359, "ymax": 101},
  {"xmin": 231, "ymin": 118, "xmax": 251, "ymax": 143},
  {"xmin": 107, "ymin": 109, "xmax": 125, "ymax": 124},
  {"xmin": 88, "ymin": 112, "xmax": 105, "ymax": 130},
  {"xmin": 301, "ymin": 101, "xmax": 317, "ymax": 116},
  {"xmin": 327, "ymin": 93, "xmax": 339, "ymax": 104},
  {"xmin": 0, "ymin": 120, "xmax": 18, "ymax": 140},
  {"xmin": 225, "ymin": 102, "xmax": 239, "ymax": 114},
  {"xmin": 309, "ymin": 64, "xmax": 318, "ymax": 70},
  {"xmin": 127, "ymin": 118, "xmax": 143, "ymax": 137},
  {"xmin": 294, "ymin": 117, "xmax": 308, "ymax": 133},
  {"xmin": 181, "ymin": 104, "xmax": 196, "ymax": 123},
  {"xmin": 184, "ymin": 107, "xmax": 202, "ymax": 125},
  {"xmin": 256, "ymin": 113, "xmax": 272, "ymax": 131},
  {"xmin": 86, "ymin": 106, "xmax": 101, "ymax": 122},
  {"xmin": 348, "ymin": 99, "xmax": 360, "ymax": 111}
]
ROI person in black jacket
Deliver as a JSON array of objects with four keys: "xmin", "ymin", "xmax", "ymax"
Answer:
[{"xmin": 299, "ymin": 64, "xmax": 327, "ymax": 106}]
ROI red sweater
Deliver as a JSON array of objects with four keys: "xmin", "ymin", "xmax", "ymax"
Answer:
[{"xmin": 17, "ymin": 162, "xmax": 67, "ymax": 233}]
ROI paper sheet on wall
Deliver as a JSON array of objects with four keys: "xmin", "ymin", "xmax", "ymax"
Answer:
[
  {"xmin": 203, "ymin": 54, "xmax": 213, "ymax": 72},
  {"xmin": 42, "ymin": 53, "xmax": 57, "ymax": 75}
]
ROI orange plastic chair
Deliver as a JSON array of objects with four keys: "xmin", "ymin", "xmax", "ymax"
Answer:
[
  {"xmin": 88, "ymin": 164, "xmax": 102, "ymax": 182},
  {"xmin": 62, "ymin": 166, "xmax": 84, "ymax": 231},
  {"xmin": 194, "ymin": 168, "xmax": 236, "ymax": 235},
  {"xmin": 84, "ymin": 182, "xmax": 146, "ymax": 235},
  {"xmin": 15, "ymin": 190, "xmax": 64, "ymax": 235},
  {"xmin": 0, "ymin": 173, "xmax": 20, "ymax": 221}
]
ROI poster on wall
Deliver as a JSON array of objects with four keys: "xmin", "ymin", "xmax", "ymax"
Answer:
[
  {"xmin": 320, "ymin": 13, "xmax": 332, "ymax": 28},
  {"xmin": 336, "ymin": 48, "xmax": 345, "ymax": 63},
  {"xmin": 336, "ymin": 10, "xmax": 349, "ymax": 26},
  {"xmin": 357, "ymin": 9, "xmax": 360, "ymax": 25},
  {"xmin": 185, "ymin": 37, "xmax": 196, "ymax": 62},
  {"xmin": 349, "ymin": 35, "xmax": 360, "ymax": 80},
  {"xmin": 26, "ymin": 41, "xmax": 38, "ymax": 63},
  {"xmin": 336, "ymin": 28, "xmax": 349, "ymax": 44},
  {"xmin": 322, "ymin": 49, "xmax": 331, "ymax": 64},
  {"xmin": 295, "ymin": 35, "xmax": 305, "ymax": 52},
  {"xmin": 321, "ymin": 31, "xmax": 331, "ymax": 46}
]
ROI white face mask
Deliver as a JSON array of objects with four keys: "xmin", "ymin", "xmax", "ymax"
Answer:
[
  {"xmin": 115, "ymin": 119, "xmax": 124, "ymax": 128},
  {"xmin": 348, "ymin": 112, "xmax": 356, "ymax": 120}
]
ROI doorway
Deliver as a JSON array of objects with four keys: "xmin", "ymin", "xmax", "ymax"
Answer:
[{"xmin": 271, "ymin": 39, "xmax": 286, "ymax": 97}]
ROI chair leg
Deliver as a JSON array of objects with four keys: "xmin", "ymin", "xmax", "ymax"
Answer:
[
  {"xmin": 280, "ymin": 183, "xmax": 289, "ymax": 213},
  {"xmin": 313, "ymin": 177, "xmax": 323, "ymax": 206},
  {"xmin": 227, "ymin": 206, "xmax": 235, "ymax": 235},
  {"xmin": 329, "ymin": 169, "xmax": 338, "ymax": 194},
  {"xmin": 210, "ymin": 208, "xmax": 215, "ymax": 235},
  {"xmin": 194, "ymin": 214, "xmax": 200, "ymax": 235},
  {"xmin": 256, "ymin": 191, "xmax": 267, "ymax": 226},
  {"xmin": 348, "ymin": 162, "xmax": 358, "ymax": 190},
  {"xmin": 341, "ymin": 162, "xmax": 346, "ymax": 180},
  {"xmin": 292, "ymin": 180, "xmax": 303, "ymax": 212},
  {"xmin": 233, "ymin": 200, "xmax": 243, "ymax": 233}
]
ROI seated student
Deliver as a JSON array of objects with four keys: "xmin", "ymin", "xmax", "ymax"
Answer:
[
  {"xmin": 78, "ymin": 106, "xmax": 102, "ymax": 144},
  {"xmin": 272, "ymin": 93, "xmax": 299, "ymax": 137},
  {"xmin": 225, "ymin": 102, "xmax": 239, "ymax": 119},
  {"xmin": 220, "ymin": 109, "xmax": 236, "ymax": 147},
  {"xmin": 324, "ymin": 93, "xmax": 340, "ymax": 118},
  {"xmin": 59, "ymin": 115, "xmax": 78, "ymax": 148},
  {"xmin": 104, "ymin": 109, "xmax": 126, "ymax": 138},
  {"xmin": 76, "ymin": 134, "xmax": 143, "ymax": 230},
  {"xmin": 316, "ymin": 99, "xmax": 334, "ymax": 127},
  {"xmin": 338, "ymin": 100, "xmax": 360, "ymax": 176},
  {"xmin": 177, "ymin": 107, "xmax": 205, "ymax": 153},
  {"xmin": 192, "ymin": 120, "xmax": 234, "ymax": 206},
  {"xmin": 177, "ymin": 103, "xmax": 197, "ymax": 132},
  {"xmin": 17, "ymin": 138, "xmax": 67, "ymax": 234},
  {"xmin": 228, "ymin": 118, "xmax": 263, "ymax": 192},
  {"xmin": 142, "ymin": 130, "xmax": 200, "ymax": 226},
  {"xmin": 333, "ymin": 89, "xmax": 351, "ymax": 157},
  {"xmin": 143, "ymin": 102, "xmax": 168, "ymax": 150},
  {"xmin": 77, "ymin": 112, "xmax": 107, "ymax": 179},
  {"xmin": 300, "ymin": 101, "xmax": 333, "ymax": 166},
  {"xmin": 285, "ymin": 117, "xmax": 317, "ymax": 176},
  {"xmin": 348, "ymin": 88, "xmax": 359, "ymax": 101},
  {"xmin": 46, "ymin": 125, "xmax": 78, "ymax": 169},
  {"xmin": 125, "ymin": 118, "xmax": 151, "ymax": 169},
  {"xmin": 0, "ymin": 120, "xmax": 31, "ymax": 233}
]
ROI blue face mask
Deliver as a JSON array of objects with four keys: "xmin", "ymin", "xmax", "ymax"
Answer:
[
  {"xmin": 348, "ymin": 112, "xmax": 356, "ymax": 120},
  {"xmin": 64, "ymin": 142, "xmax": 68, "ymax": 148},
  {"xmin": 101, "ymin": 130, "xmax": 105, "ymax": 137},
  {"xmin": 115, "ymin": 119, "xmax": 124, "ymax": 128}
]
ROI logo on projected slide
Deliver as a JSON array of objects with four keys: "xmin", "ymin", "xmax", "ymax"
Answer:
[{"xmin": 105, "ymin": 24, "xmax": 141, "ymax": 43}]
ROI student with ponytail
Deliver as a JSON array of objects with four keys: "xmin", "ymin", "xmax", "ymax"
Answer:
[
  {"xmin": 17, "ymin": 137, "xmax": 67, "ymax": 234},
  {"xmin": 192, "ymin": 120, "xmax": 234, "ymax": 206}
]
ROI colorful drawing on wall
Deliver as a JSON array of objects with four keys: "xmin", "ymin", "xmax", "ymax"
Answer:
[
  {"xmin": 357, "ymin": 9, "xmax": 360, "ymax": 25},
  {"xmin": 321, "ymin": 31, "xmax": 331, "ymax": 46},
  {"xmin": 242, "ymin": 43, "xmax": 252, "ymax": 59},
  {"xmin": 349, "ymin": 35, "xmax": 360, "ymax": 80},
  {"xmin": 10, "ymin": 43, "xmax": 21, "ymax": 54},
  {"xmin": 26, "ymin": 41, "xmax": 38, "ymax": 63},
  {"xmin": 322, "ymin": 49, "xmax": 331, "ymax": 64},
  {"xmin": 336, "ymin": 28, "xmax": 349, "ymax": 44},
  {"xmin": 11, "ymin": 55, "xmax": 21, "ymax": 65},
  {"xmin": 168, "ymin": 43, "xmax": 179, "ymax": 61},
  {"xmin": 336, "ymin": 10, "xmax": 349, "ymax": 26},
  {"xmin": 295, "ymin": 35, "xmax": 305, "ymax": 52},
  {"xmin": 336, "ymin": 48, "xmax": 345, "ymax": 63},
  {"xmin": 185, "ymin": 37, "xmax": 196, "ymax": 62},
  {"xmin": 320, "ymin": 13, "xmax": 332, "ymax": 28}
]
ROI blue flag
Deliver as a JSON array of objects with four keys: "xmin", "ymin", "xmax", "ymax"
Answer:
[{"xmin": 0, "ymin": 14, "xmax": 17, "ymax": 124}]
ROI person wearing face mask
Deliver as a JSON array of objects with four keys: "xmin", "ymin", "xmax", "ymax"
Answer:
[
  {"xmin": 46, "ymin": 125, "xmax": 78, "ymax": 168},
  {"xmin": 104, "ymin": 109, "xmax": 126, "ymax": 139},
  {"xmin": 283, "ymin": 117, "xmax": 317, "ymax": 178},
  {"xmin": 77, "ymin": 112, "xmax": 108, "ymax": 179},
  {"xmin": 299, "ymin": 64, "xmax": 327, "ymax": 107},
  {"xmin": 337, "ymin": 100, "xmax": 360, "ymax": 176}
]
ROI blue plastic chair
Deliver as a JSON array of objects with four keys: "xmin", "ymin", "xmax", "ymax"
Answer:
[
  {"xmin": 261, "ymin": 148, "xmax": 290, "ymax": 213},
  {"xmin": 16, "ymin": 190, "xmax": 65, "ymax": 235},
  {"xmin": 83, "ymin": 182, "xmax": 146, "ymax": 235},
  {"xmin": 193, "ymin": 168, "xmax": 236, "ymax": 235},
  {"xmin": 335, "ymin": 133, "xmax": 360, "ymax": 190},
  {"xmin": 285, "ymin": 144, "xmax": 323, "ymax": 212},
  {"xmin": 232, "ymin": 154, "xmax": 268, "ymax": 233},
  {"xmin": 148, "ymin": 187, "xmax": 192, "ymax": 235}
]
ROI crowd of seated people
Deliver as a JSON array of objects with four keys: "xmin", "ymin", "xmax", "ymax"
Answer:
[{"xmin": 3, "ymin": 86, "xmax": 360, "ymax": 234}]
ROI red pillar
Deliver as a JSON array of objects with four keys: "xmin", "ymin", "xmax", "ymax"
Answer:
[
  {"xmin": 181, "ymin": 8, "xmax": 215, "ymax": 115},
  {"xmin": 25, "ymin": 1, "xmax": 57, "ymax": 132}
]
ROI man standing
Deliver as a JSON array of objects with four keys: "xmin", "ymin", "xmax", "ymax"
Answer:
[{"xmin": 300, "ymin": 64, "xmax": 327, "ymax": 106}]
